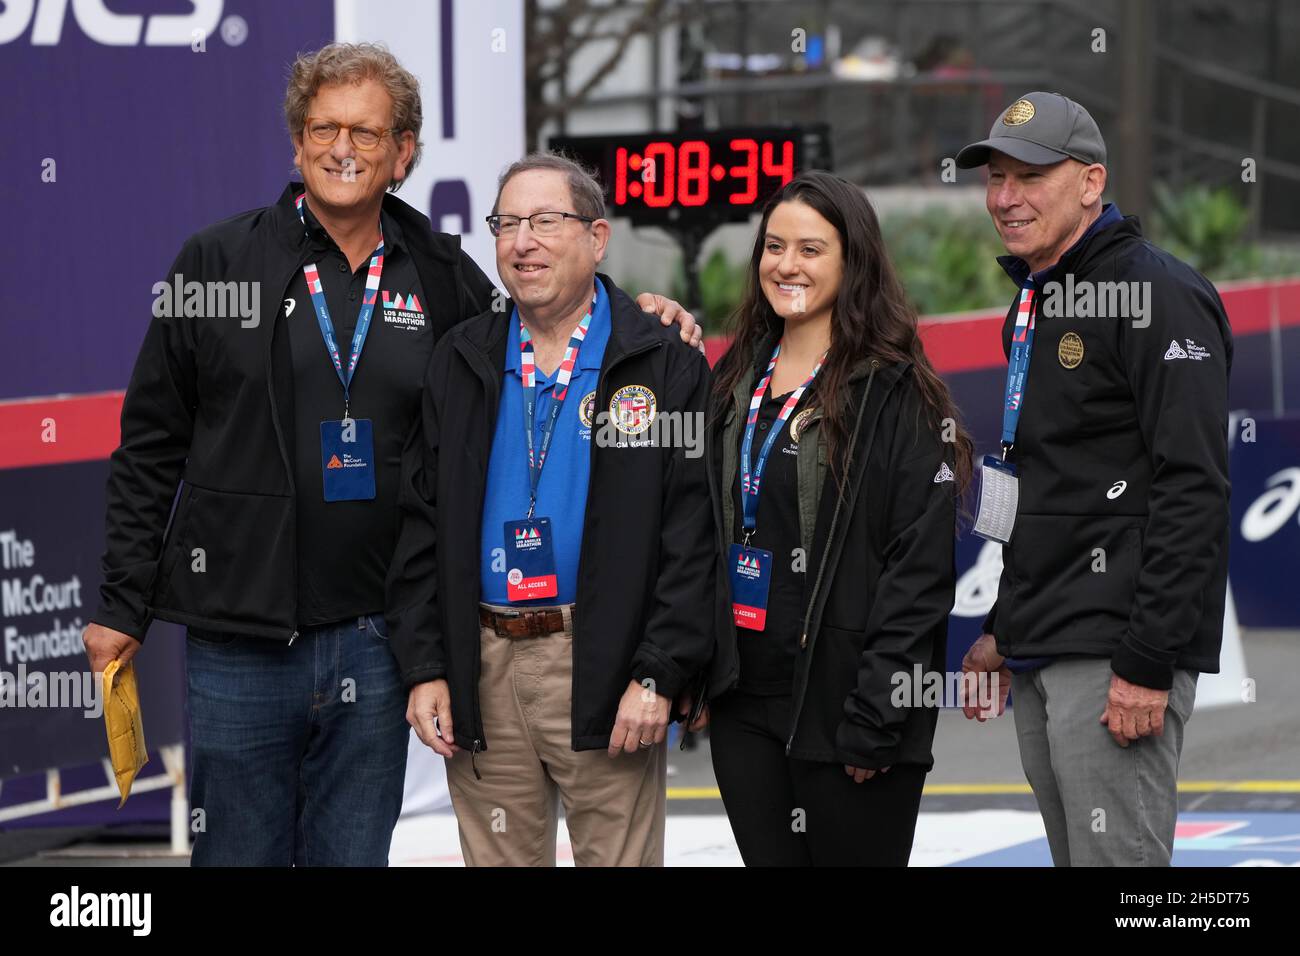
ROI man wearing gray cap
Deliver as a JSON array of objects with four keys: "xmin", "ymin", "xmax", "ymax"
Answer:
[{"xmin": 954, "ymin": 92, "xmax": 1233, "ymax": 866}]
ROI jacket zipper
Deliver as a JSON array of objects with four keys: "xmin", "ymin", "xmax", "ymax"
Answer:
[
  {"xmin": 711, "ymin": 392, "xmax": 743, "ymax": 696},
  {"xmin": 265, "ymin": 263, "xmax": 306, "ymax": 644},
  {"xmin": 786, "ymin": 366, "xmax": 878, "ymax": 755},
  {"xmin": 161, "ymin": 254, "xmax": 305, "ymax": 645},
  {"xmin": 455, "ymin": 336, "xmax": 503, "ymax": 757},
  {"xmin": 454, "ymin": 321, "xmax": 661, "ymax": 753},
  {"xmin": 571, "ymin": 337, "xmax": 662, "ymax": 748}
]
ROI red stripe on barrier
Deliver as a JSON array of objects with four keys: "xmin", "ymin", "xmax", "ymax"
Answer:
[
  {"xmin": 705, "ymin": 278, "xmax": 1300, "ymax": 371},
  {"xmin": 2, "ymin": 280, "xmax": 1297, "ymax": 471},
  {"xmin": 704, "ymin": 312, "xmax": 1010, "ymax": 371},
  {"xmin": 702, "ymin": 314, "xmax": 1008, "ymax": 372},
  {"xmin": 918, "ymin": 314, "xmax": 1010, "ymax": 373},
  {"xmin": 0, "ymin": 392, "xmax": 123, "ymax": 470},
  {"xmin": 1221, "ymin": 285, "xmax": 1273, "ymax": 335}
]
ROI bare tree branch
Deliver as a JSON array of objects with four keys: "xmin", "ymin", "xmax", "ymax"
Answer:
[{"xmin": 526, "ymin": 0, "xmax": 702, "ymax": 151}]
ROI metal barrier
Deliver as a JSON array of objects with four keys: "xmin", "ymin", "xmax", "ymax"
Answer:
[{"xmin": 0, "ymin": 746, "xmax": 189, "ymax": 857}]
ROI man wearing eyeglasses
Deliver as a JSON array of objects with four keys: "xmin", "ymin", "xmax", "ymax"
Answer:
[
  {"xmin": 386, "ymin": 153, "xmax": 715, "ymax": 866},
  {"xmin": 81, "ymin": 43, "xmax": 699, "ymax": 867}
]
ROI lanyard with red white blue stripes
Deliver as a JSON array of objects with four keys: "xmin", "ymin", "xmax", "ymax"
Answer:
[
  {"xmin": 739, "ymin": 341, "xmax": 824, "ymax": 538},
  {"xmin": 295, "ymin": 193, "xmax": 384, "ymax": 417},
  {"xmin": 1001, "ymin": 282, "xmax": 1036, "ymax": 453},
  {"xmin": 518, "ymin": 294, "xmax": 595, "ymax": 517}
]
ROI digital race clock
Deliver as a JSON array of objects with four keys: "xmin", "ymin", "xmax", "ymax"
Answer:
[{"xmin": 548, "ymin": 126, "xmax": 831, "ymax": 227}]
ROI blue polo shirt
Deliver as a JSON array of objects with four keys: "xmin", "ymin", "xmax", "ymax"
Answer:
[{"xmin": 479, "ymin": 280, "xmax": 611, "ymax": 605}]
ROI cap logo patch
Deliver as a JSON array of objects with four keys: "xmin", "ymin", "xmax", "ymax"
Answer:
[{"xmin": 1003, "ymin": 99, "xmax": 1036, "ymax": 126}]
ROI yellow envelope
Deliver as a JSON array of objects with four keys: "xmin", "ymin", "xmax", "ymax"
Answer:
[{"xmin": 101, "ymin": 659, "xmax": 148, "ymax": 807}]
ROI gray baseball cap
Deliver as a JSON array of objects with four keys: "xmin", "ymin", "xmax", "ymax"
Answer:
[{"xmin": 956, "ymin": 91, "xmax": 1106, "ymax": 168}]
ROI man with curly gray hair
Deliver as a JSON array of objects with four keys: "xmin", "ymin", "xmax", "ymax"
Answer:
[{"xmin": 83, "ymin": 42, "xmax": 699, "ymax": 867}]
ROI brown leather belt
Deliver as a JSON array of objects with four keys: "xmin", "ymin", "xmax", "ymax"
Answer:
[{"xmin": 478, "ymin": 604, "xmax": 575, "ymax": 639}]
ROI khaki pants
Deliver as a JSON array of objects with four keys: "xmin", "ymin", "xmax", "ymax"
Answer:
[{"xmin": 445, "ymin": 606, "xmax": 666, "ymax": 866}]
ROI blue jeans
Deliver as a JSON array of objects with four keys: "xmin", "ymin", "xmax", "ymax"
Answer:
[{"xmin": 185, "ymin": 615, "xmax": 409, "ymax": 866}]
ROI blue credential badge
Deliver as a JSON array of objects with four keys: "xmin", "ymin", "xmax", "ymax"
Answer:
[
  {"xmin": 505, "ymin": 517, "xmax": 559, "ymax": 601},
  {"xmin": 320, "ymin": 419, "xmax": 376, "ymax": 501},
  {"xmin": 729, "ymin": 543, "xmax": 773, "ymax": 630}
]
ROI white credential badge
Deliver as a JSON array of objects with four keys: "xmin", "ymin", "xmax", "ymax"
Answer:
[{"xmin": 973, "ymin": 458, "xmax": 1020, "ymax": 543}]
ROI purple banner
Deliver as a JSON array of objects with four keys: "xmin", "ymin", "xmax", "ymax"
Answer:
[
  {"xmin": 1228, "ymin": 415, "xmax": 1300, "ymax": 628},
  {"xmin": 0, "ymin": 1, "xmax": 334, "ymax": 821},
  {"xmin": 0, "ymin": 0, "xmax": 333, "ymax": 401}
]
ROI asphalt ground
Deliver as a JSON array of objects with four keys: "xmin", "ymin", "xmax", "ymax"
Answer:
[{"xmin": 4, "ymin": 629, "xmax": 1297, "ymax": 865}]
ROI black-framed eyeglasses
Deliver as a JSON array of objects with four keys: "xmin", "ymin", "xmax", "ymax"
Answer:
[{"xmin": 486, "ymin": 211, "xmax": 595, "ymax": 238}]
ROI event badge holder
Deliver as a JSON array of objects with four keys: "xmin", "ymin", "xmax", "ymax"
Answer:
[
  {"xmin": 731, "ymin": 342, "xmax": 823, "ymax": 631},
  {"xmin": 973, "ymin": 284, "xmax": 1035, "ymax": 544},
  {"xmin": 296, "ymin": 193, "xmax": 382, "ymax": 502},
  {"xmin": 503, "ymin": 298, "xmax": 595, "ymax": 602}
]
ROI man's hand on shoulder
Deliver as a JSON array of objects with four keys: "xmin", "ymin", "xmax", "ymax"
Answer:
[{"xmin": 635, "ymin": 292, "xmax": 704, "ymax": 352}]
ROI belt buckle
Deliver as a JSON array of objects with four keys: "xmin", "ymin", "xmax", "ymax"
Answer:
[
  {"xmin": 485, "ymin": 608, "xmax": 513, "ymax": 639},
  {"xmin": 492, "ymin": 608, "xmax": 540, "ymax": 639}
]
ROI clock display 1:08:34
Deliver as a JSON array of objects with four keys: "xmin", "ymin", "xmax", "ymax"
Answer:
[{"xmin": 613, "ymin": 138, "xmax": 796, "ymax": 208}]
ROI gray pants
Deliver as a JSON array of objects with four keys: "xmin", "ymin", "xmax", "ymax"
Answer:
[{"xmin": 1012, "ymin": 658, "xmax": 1198, "ymax": 866}]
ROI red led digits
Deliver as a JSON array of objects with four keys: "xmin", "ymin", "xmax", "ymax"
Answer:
[
  {"xmin": 678, "ymin": 140, "xmax": 710, "ymax": 206},
  {"xmin": 614, "ymin": 147, "xmax": 628, "ymax": 205},
  {"xmin": 552, "ymin": 128, "xmax": 816, "ymax": 222},
  {"xmin": 729, "ymin": 138, "xmax": 759, "ymax": 204},
  {"xmin": 762, "ymin": 139, "xmax": 795, "ymax": 185},
  {"xmin": 643, "ymin": 141, "xmax": 675, "ymax": 207}
]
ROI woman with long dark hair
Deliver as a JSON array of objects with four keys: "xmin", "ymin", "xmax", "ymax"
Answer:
[{"xmin": 696, "ymin": 170, "xmax": 972, "ymax": 866}]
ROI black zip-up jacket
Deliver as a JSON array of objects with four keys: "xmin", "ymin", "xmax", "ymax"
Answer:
[
  {"xmin": 385, "ymin": 274, "xmax": 715, "ymax": 753},
  {"xmin": 981, "ymin": 215, "xmax": 1233, "ymax": 690},
  {"xmin": 91, "ymin": 184, "xmax": 494, "ymax": 643},
  {"xmin": 706, "ymin": 344, "xmax": 957, "ymax": 770}
]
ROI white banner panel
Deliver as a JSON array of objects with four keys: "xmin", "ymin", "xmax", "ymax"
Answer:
[
  {"xmin": 336, "ymin": 0, "xmax": 525, "ymax": 816},
  {"xmin": 336, "ymin": 0, "xmax": 524, "ymax": 287}
]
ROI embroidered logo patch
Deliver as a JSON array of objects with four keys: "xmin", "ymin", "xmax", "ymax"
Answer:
[{"xmin": 609, "ymin": 385, "xmax": 656, "ymax": 435}]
